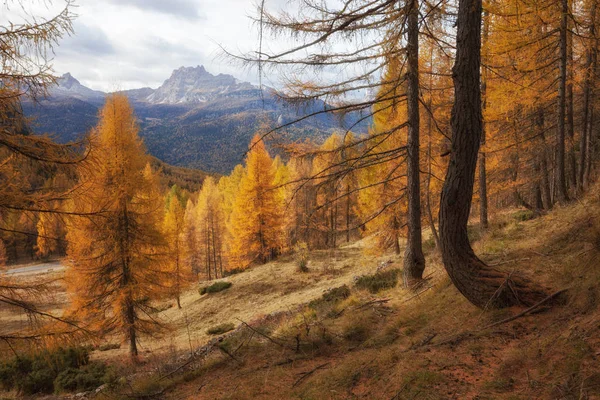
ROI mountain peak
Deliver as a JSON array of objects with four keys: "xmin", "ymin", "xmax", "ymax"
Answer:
[
  {"xmin": 58, "ymin": 72, "xmax": 81, "ymax": 89},
  {"xmin": 51, "ymin": 73, "xmax": 105, "ymax": 101},
  {"xmin": 146, "ymin": 65, "xmax": 256, "ymax": 105}
]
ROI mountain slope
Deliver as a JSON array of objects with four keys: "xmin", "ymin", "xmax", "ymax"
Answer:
[
  {"xmin": 23, "ymin": 67, "xmax": 370, "ymax": 173},
  {"xmin": 104, "ymin": 185, "xmax": 600, "ymax": 399}
]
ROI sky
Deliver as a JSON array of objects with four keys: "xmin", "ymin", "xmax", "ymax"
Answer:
[{"xmin": 12, "ymin": 0, "xmax": 278, "ymax": 91}]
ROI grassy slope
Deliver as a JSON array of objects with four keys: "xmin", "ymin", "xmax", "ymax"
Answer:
[{"xmin": 135, "ymin": 185, "xmax": 600, "ymax": 400}]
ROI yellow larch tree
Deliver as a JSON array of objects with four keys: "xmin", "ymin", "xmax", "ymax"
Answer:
[
  {"xmin": 228, "ymin": 135, "xmax": 284, "ymax": 267},
  {"xmin": 163, "ymin": 186, "xmax": 190, "ymax": 309},
  {"xmin": 66, "ymin": 94, "xmax": 169, "ymax": 358},
  {"xmin": 194, "ymin": 176, "xmax": 226, "ymax": 279}
]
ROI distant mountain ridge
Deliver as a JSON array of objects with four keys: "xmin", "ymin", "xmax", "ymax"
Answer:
[{"xmin": 25, "ymin": 66, "xmax": 370, "ymax": 173}]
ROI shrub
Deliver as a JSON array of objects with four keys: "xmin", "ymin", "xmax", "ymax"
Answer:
[
  {"xmin": 294, "ymin": 242, "xmax": 310, "ymax": 272},
  {"xmin": 322, "ymin": 285, "xmax": 351, "ymax": 302},
  {"xmin": 0, "ymin": 346, "xmax": 113, "ymax": 395},
  {"xmin": 354, "ymin": 269, "xmax": 400, "ymax": 294},
  {"xmin": 513, "ymin": 209, "xmax": 536, "ymax": 221},
  {"xmin": 223, "ymin": 268, "xmax": 244, "ymax": 277},
  {"xmin": 54, "ymin": 362, "xmax": 115, "ymax": 393},
  {"xmin": 200, "ymin": 281, "xmax": 232, "ymax": 295},
  {"xmin": 207, "ymin": 323, "xmax": 235, "ymax": 335},
  {"xmin": 342, "ymin": 316, "xmax": 370, "ymax": 342}
]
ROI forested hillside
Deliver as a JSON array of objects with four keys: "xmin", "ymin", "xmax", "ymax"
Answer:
[
  {"xmin": 23, "ymin": 68, "xmax": 370, "ymax": 173},
  {"xmin": 1, "ymin": 0, "xmax": 600, "ymax": 398}
]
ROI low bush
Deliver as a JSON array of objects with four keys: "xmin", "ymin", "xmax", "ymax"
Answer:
[
  {"xmin": 342, "ymin": 315, "xmax": 371, "ymax": 342},
  {"xmin": 54, "ymin": 362, "xmax": 115, "ymax": 393},
  {"xmin": 322, "ymin": 285, "xmax": 351, "ymax": 302},
  {"xmin": 354, "ymin": 269, "xmax": 400, "ymax": 294},
  {"xmin": 512, "ymin": 209, "xmax": 537, "ymax": 221},
  {"xmin": 200, "ymin": 281, "xmax": 232, "ymax": 295},
  {"xmin": 207, "ymin": 323, "xmax": 235, "ymax": 335},
  {"xmin": 0, "ymin": 346, "xmax": 113, "ymax": 395}
]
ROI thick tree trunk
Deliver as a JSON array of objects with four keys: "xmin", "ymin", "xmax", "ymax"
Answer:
[
  {"xmin": 403, "ymin": 0, "xmax": 425, "ymax": 287},
  {"xmin": 479, "ymin": 10, "xmax": 489, "ymax": 229},
  {"xmin": 438, "ymin": 0, "xmax": 548, "ymax": 309},
  {"xmin": 556, "ymin": 0, "xmax": 570, "ymax": 203}
]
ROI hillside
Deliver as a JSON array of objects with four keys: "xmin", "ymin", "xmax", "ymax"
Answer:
[
  {"xmin": 22, "ymin": 67, "xmax": 370, "ymax": 173},
  {"xmin": 72, "ymin": 185, "xmax": 600, "ymax": 399}
]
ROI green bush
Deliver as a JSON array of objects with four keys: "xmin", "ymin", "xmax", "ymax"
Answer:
[
  {"xmin": 322, "ymin": 285, "xmax": 351, "ymax": 302},
  {"xmin": 0, "ymin": 346, "xmax": 113, "ymax": 395},
  {"xmin": 54, "ymin": 363, "xmax": 115, "ymax": 393},
  {"xmin": 200, "ymin": 281, "xmax": 232, "ymax": 295},
  {"xmin": 354, "ymin": 269, "xmax": 400, "ymax": 294},
  {"xmin": 512, "ymin": 209, "xmax": 536, "ymax": 221},
  {"xmin": 206, "ymin": 322, "xmax": 235, "ymax": 335}
]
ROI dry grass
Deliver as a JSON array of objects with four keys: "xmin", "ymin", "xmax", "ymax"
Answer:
[
  {"xmin": 3, "ymin": 185, "xmax": 600, "ymax": 399},
  {"xmin": 159, "ymin": 184, "xmax": 600, "ymax": 399}
]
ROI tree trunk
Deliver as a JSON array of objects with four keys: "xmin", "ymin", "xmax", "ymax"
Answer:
[
  {"xmin": 537, "ymin": 108, "xmax": 553, "ymax": 209},
  {"xmin": 393, "ymin": 216, "xmax": 401, "ymax": 255},
  {"xmin": 567, "ymin": 6, "xmax": 577, "ymax": 190},
  {"xmin": 479, "ymin": 9, "xmax": 489, "ymax": 229},
  {"xmin": 426, "ymin": 108, "xmax": 440, "ymax": 250},
  {"xmin": 556, "ymin": 0, "xmax": 569, "ymax": 203},
  {"xmin": 580, "ymin": 0, "xmax": 597, "ymax": 191},
  {"xmin": 438, "ymin": 0, "xmax": 548, "ymax": 309},
  {"xmin": 403, "ymin": 0, "xmax": 425, "ymax": 287}
]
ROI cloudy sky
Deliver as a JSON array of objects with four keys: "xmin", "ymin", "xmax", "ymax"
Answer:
[{"xmin": 16, "ymin": 0, "xmax": 280, "ymax": 91}]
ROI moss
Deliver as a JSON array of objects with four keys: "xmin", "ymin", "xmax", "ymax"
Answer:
[
  {"xmin": 207, "ymin": 323, "xmax": 235, "ymax": 335},
  {"xmin": 200, "ymin": 281, "xmax": 232, "ymax": 295}
]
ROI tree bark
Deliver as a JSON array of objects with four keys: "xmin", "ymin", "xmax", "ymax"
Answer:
[
  {"xmin": 438, "ymin": 0, "xmax": 549, "ymax": 309},
  {"xmin": 536, "ymin": 108, "xmax": 553, "ymax": 210},
  {"xmin": 567, "ymin": 4, "xmax": 577, "ymax": 190},
  {"xmin": 403, "ymin": 0, "xmax": 425, "ymax": 287},
  {"xmin": 580, "ymin": 0, "xmax": 597, "ymax": 191},
  {"xmin": 479, "ymin": 9, "xmax": 489, "ymax": 229},
  {"xmin": 556, "ymin": 0, "xmax": 570, "ymax": 203}
]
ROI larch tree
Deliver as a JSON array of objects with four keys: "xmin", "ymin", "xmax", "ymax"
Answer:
[
  {"xmin": 0, "ymin": 0, "xmax": 84, "ymax": 343},
  {"xmin": 67, "ymin": 94, "xmax": 169, "ymax": 358},
  {"xmin": 402, "ymin": 0, "xmax": 425, "ymax": 286},
  {"xmin": 195, "ymin": 177, "xmax": 225, "ymax": 279},
  {"xmin": 228, "ymin": 135, "xmax": 284, "ymax": 267},
  {"xmin": 163, "ymin": 187, "xmax": 189, "ymax": 308},
  {"xmin": 438, "ymin": 0, "xmax": 549, "ymax": 308}
]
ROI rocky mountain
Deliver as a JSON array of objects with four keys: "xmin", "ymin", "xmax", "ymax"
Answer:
[
  {"xmin": 145, "ymin": 66, "xmax": 256, "ymax": 104},
  {"xmin": 50, "ymin": 73, "xmax": 105, "ymax": 102},
  {"xmin": 24, "ymin": 66, "xmax": 370, "ymax": 174}
]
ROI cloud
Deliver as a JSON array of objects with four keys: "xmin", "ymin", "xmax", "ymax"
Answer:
[
  {"xmin": 60, "ymin": 22, "xmax": 115, "ymax": 55},
  {"xmin": 105, "ymin": 0, "xmax": 202, "ymax": 20}
]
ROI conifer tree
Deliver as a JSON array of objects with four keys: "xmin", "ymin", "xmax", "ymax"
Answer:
[
  {"xmin": 67, "ymin": 94, "xmax": 169, "ymax": 358},
  {"xmin": 163, "ymin": 186, "xmax": 189, "ymax": 308},
  {"xmin": 195, "ymin": 177, "xmax": 225, "ymax": 279},
  {"xmin": 228, "ymin": 135, "xmax": 284, "ymax": 267}
]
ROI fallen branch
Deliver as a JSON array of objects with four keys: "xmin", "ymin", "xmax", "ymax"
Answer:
[
  {"xmin": 356, "ymin": 298, "xmax": 391, "ymax": 310},
  {"xmin": 293, "ymin": 363, "xmax": 330, "ymax": 387},
  {"xmin": 236, "ymin": 318, "xmax": 293, "ymax": 350},
  {"xmin": 481, "ymin": 288, "xmax": 568, "ymax": 330}
]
